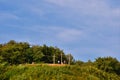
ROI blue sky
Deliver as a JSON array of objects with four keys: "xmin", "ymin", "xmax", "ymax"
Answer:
[{"xmin": 0, "ymin": 0, "xmax": 120, "ymax": 61}]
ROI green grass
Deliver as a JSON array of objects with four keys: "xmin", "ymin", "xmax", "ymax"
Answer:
[{"xmin": 0, "ymin": 64, "xmax": 120, "ymax": 80}]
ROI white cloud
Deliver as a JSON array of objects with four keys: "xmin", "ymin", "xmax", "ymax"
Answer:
[
  {"xmin": 57, "ymin": 28, "xmax": 82, "ymax": 41},
  {"xmin": 45, "ymin": 0, "xmax": 114, "ymax": 15},
  {"xmin": 0, "ymin": 12, "xmax": 19, "ymax": 21},
  {"xmin": 45, "ymin": 0, "xmax": 120, "ymax": 28},
  {"xmin": 15, "ymin": 26, "xmax": 83, "ymax": 42},
  {"xmin": 112, "ymin": 8, "xmax": 120, "ymax": 17},
  {"xmin": 22, "ymin": 4, "xmax": 45, "ymax": 17},
  {"xmin": 44, "ymin": 27, "xmax": 83, "ymax": 42}
]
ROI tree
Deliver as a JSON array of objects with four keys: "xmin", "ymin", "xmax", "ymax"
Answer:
[
  {"xmin": 94, "ymin": 56, "xmax": 120, "ymax": 75},
  {"xmin": 31, "ymin": 46, "xmax": 44, "ymax": 63},
  {"xmin": 75, "ymin": 60, "xmax": 84, "ymax": 66},
  {"xmin": 41, "ymin": 44, "xmax": 53, "ymax": 63},
  {"xmin": 0, "ymin": 40, "xmax": 74, "ymax": 65},
  {"xmin": 0, "ymin": 41, "xmax": 32, "ymax": 64},
  {"xmin": 66, "ymin": 54, "xmax": 74, "ymax": 64},
  {"xmin": 7, "ymin": 40, "xmax": 16, "ymax": 45}
]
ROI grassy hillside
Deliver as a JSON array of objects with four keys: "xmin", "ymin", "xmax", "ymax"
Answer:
[{"xmin": 0, "ymin": 64, "xmax": 120, "ymax": 80}]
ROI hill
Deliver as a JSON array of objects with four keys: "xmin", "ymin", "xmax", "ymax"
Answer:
[{"xmin": 0, "ymin": 64, "xmax": 120, "ymax": 80}]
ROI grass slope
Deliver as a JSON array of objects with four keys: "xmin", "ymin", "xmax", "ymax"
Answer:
[{"xmin": 0, "ymin": 64, "xmax": 120, "ymax": 80}]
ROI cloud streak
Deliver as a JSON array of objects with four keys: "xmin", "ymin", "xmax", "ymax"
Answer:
[
  {"xmin": 0, "ymin": 12, "xmax": 19, "ymax": 21},
  {"xmin": 45, "ymin": 0, "xmax": 120, "ymax": 16},
  {"xmin": 45, "ymin": 0, "xmax": 120, "ymax": 27},
  {"xmin": 17, "ymin": 26, "xmax": 83, "ymax": 42},
  {"xmin": 57, "ymin": 28, "xmax": 82, "ymax": 41}
]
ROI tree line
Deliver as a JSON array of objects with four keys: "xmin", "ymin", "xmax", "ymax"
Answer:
[{"xmin": 0, "ymin": 40, "xmax": 73, "ymax": 65}]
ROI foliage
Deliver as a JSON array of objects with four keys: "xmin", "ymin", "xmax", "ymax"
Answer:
[
  {"xmin": 94, "ymin": 57, "xmax": 120, "ymax": 75},
  {"xmin": 0, "ymin": 40, "xmax": 69, "ymax": 65},
  {"xmin": 0, "ymin": 64, "xmax": 120, "ymax": 80}
]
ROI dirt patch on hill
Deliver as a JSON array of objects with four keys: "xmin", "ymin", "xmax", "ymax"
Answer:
[
  {"xmin": 23, "ymin": 64, "xmax": 68, "ymax": 67},
  {"xmin": 47, "ymin": 64, "xmax": 67, "ymax": 66}
]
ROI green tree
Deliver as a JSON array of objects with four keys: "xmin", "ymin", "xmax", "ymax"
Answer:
[
  {"xmin": 31, "ymin": 45, "xmax": 44, "ymax": 63},
  {"xmin": 41, "ymin": 44, "xmax": 53, "ymax": 63},
  {"xmin": 75, "ymin": 60, "xmax": 84, "ymax": 66},
  {"xmin": 66, "ymin": 54, "xmax": 74, "ymax": 64},
  {"xmin": 94, "ymin": 56, "xmax": 120, "ymax": 75},
  {"xmin": 0, "ymin": 41, "xmax": 32, "ymax": 64},
  {"xmin": 0, "ymin": 40, "xmax": 73, "ymax": 65}
]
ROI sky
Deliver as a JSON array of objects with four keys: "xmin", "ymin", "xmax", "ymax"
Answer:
[{"xmin": 0, "ymin": 0, "xmax": 120, "ymax": 61}]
